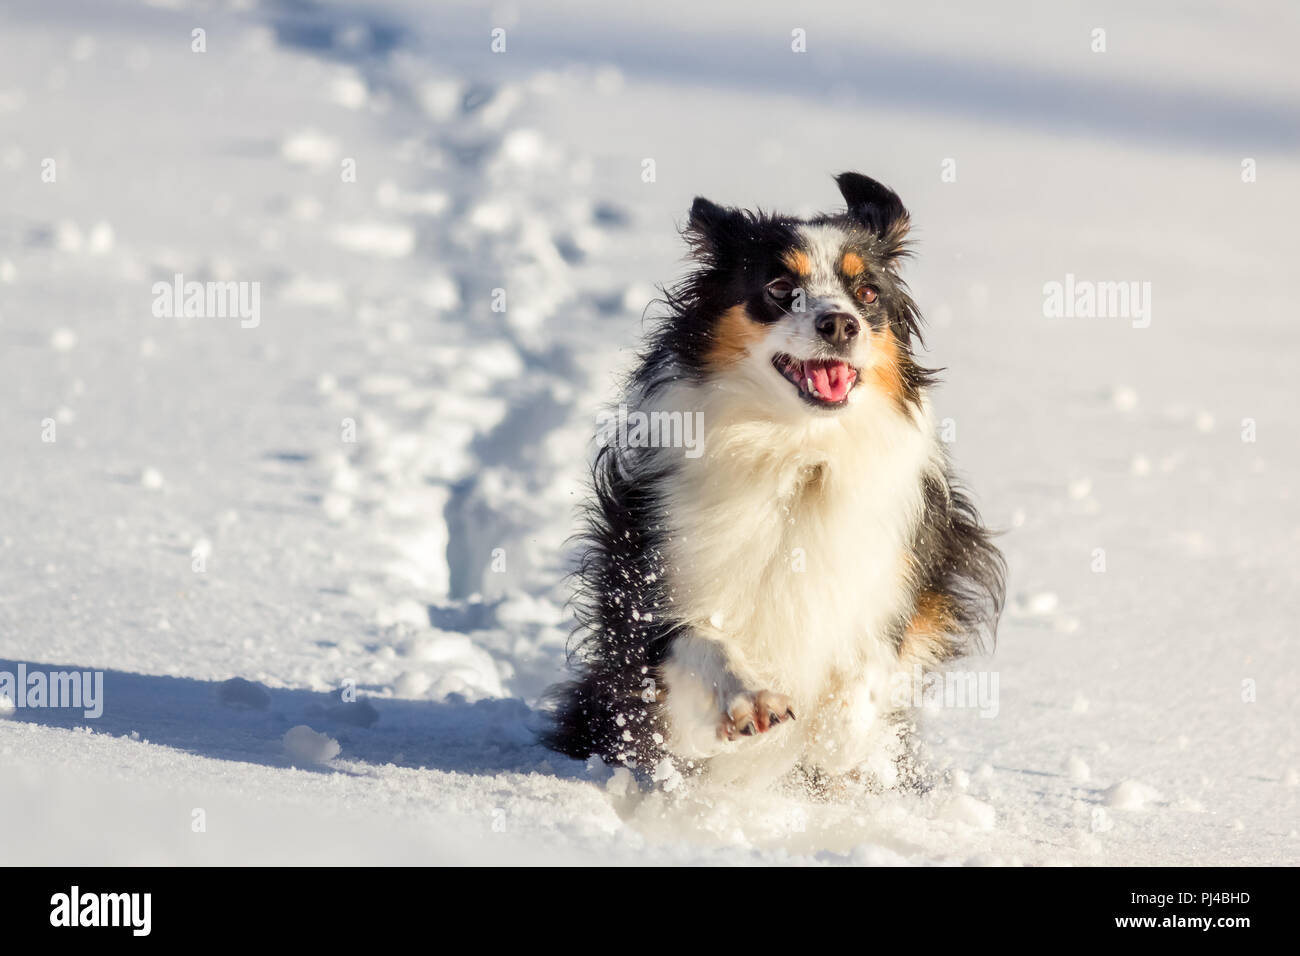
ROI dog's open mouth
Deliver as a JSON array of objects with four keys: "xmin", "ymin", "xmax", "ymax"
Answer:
[{"xmin": 772, "ymin": 354, "xmax": 858, "ymax": 407}]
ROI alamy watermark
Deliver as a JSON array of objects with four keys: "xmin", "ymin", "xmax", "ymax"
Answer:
[
  {"xmin": 596, "ymin": 404, "xmax": 705, "ymax": 459},
  {"xmin": 1043, "ymin": 273, "xmax": 1151, "ymax": 328},
  {"xmin": 0, "ymin": 663, "xmax": 104, "ymax": 718},
  {"xmin": 152, "ymin": 273, "xmax": 260, "ymax": 328},
  {"xmin": 889, "ymin": 666, "xmax": 999, "ymax": 718},
  {"xmin": 50, "ymin": 886, "xmax": 150, "ymax": 936}
]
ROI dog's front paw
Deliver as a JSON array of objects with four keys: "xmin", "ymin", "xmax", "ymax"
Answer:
[{"xmin": 718, "ymin": 690, "xmax": 796, "ymax": 741}]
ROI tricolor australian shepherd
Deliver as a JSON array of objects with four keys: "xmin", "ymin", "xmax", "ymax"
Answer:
[{"xmin": 546, "ymin": 173, "xmax": 1005, "ymax": 788}]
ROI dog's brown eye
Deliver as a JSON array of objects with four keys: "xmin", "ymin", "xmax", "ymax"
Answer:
[
  {"xmin": 767, "ymin": 278, "xmax": 795, "ymax": 299},
  {"xmin": 855, "ymin": 285, "xmax": 878, "ymax": 304}
]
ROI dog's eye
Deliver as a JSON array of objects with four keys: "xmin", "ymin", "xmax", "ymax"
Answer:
[
  {"xmin": 855, "ymin": 285, "xmax": 878, "ymax": 304},
  {"xmin": 767, "ymin": 278, "xmax": 795, "ymax": 299}
]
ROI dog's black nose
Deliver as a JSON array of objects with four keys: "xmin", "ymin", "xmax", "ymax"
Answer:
[{"xmin": 815, "ymin": 311, "xmax": 860, "ymax": 348}]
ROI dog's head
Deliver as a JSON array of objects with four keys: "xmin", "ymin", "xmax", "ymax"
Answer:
[{"xmin": 658, "ymin": 173, "xmax": 931, "ymax": 418}]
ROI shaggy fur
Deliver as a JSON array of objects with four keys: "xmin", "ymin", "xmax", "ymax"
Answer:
[{"xmin": 544, "ymin": 172, "xmax": 1005, "ymax": 786}]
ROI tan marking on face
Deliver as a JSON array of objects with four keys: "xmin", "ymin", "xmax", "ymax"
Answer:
[
  {"xmin": 706, "ymin": 304, "xmax": 767, "ymax": 371},
  {"xmin": 840, "ymin": 251, "xmax": 865, "ymax": 277},
  {"xmin": 898, "ymin": 591, "xmax": 959, "ymax": 665},
  {"xmin": 782, "ymin": 249, "xmax": 811, "ymax": 278},
  {"xmin": 866, "ymin": 324, "xmax": 907, "ymax": 407}
]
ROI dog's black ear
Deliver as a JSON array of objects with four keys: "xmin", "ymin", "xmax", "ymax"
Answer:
[
  {"xmin": 684, "ymin": 196, "xmax": 742, "ymax": 261},
  {"xmin": 689, "ymin": 197, "xmax": 730, "ymax": 232},
  {"xmin": 835, "ymin": 172, "xmax": 909, "ymax": 240}
]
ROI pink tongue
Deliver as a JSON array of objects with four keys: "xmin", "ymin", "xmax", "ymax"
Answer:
[{"xmin": 805, "ymin": 361, "xmax": 854, "ymax": 402}]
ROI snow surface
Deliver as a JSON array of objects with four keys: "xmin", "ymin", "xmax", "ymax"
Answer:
[{"xmin": 0, "ymin": 0, "xmax": 1296, "ymax": 865}]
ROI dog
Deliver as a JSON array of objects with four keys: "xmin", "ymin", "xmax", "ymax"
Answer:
[{"xmin": 545, "ymin": 173, "xmax": 1005, "ymax": 788}]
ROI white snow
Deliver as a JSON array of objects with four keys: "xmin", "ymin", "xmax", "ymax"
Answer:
[
  {"xmin": 217, "ymin": 677, "xmax": 271, "ymax": 711},
  {"xmin": 1105, "ymin": 781, "xmax": 1164, "ymax": 812},
  {"xmin": 328, "ymin": 222, "xmax": 416, "ymax": 259},
  {"xmin": 0, "ymin": 0, "xmax": 1296, "ymax": 865},
  {"xmin": 283, "ymin": 726, "xmax": 341, "ymax": 765},
  {"xmin": 942, "ymin": 795, "xmax": 998, "ymax": 830},
  {"xmin": 1068, "ymin": 755, "xmax": 1091, "ymax": 784},
  {"xmin": 280, "ymin": 129, "xmax": 340, "ymax": 170}
]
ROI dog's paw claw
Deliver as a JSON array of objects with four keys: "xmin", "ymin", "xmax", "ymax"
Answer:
[{"xmin": 717, "ymin": 690, "xmax": 794, "ymax": 741}]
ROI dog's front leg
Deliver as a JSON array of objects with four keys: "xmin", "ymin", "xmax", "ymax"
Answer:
[{"xmin": 660, "ymin": 632, "xmax": 794, "ymax": 759}]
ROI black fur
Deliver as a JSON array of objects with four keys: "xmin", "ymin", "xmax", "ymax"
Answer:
[
  {"xmin": 907, "ymin": 468, "xmax": 1007, "ymax": 657},
  {"xmin": 543, "ymin": 173, "xmax": 1005, "ymax": 771},
  {"xmin": 542, "ymin": 442, "xmax": 677, "ymax": 765}
]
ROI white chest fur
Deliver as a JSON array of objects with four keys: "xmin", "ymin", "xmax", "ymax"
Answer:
[{"xmin": 647, "ymin": 376, "xmax": 938, "ymax": 710}]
